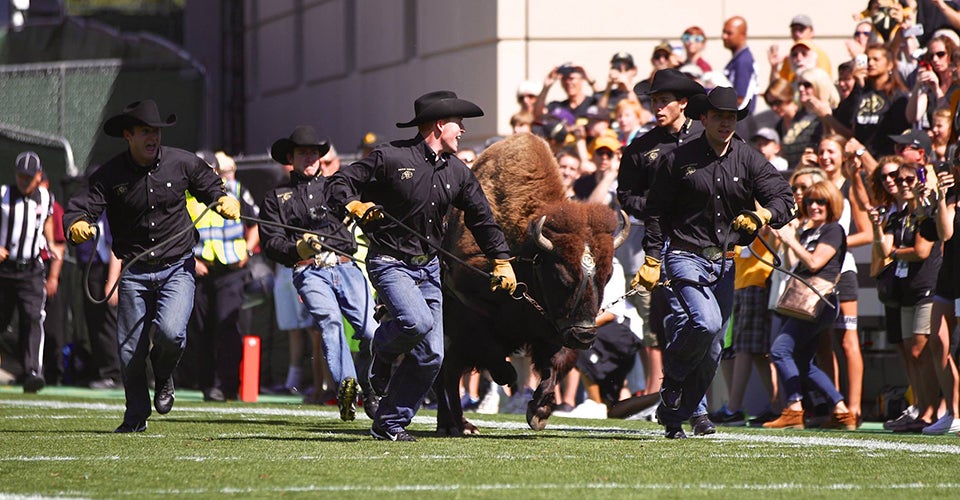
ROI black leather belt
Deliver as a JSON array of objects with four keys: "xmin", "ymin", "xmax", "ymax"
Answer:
[
  {"xmin": 669, "ymin": 241, "xmax": 735, "ymax": 261},
  {"xmin": 0, "ymin": 259, "xmax": 38, "ymax": 271},
  {"xmin": 295, "ymin": 254, "xmax": 352, "ymax": 269}
]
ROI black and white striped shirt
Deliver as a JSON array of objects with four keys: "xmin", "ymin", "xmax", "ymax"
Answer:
[{"xmin": 1, "ymin": 184, "xmax": 53, "ymax": 263}]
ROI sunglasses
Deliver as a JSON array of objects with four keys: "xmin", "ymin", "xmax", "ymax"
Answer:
[
  {"xmin": 653, "ymin": 53, "xmax": 671, "ymax": 61},
  {"xmin": 882, "ymin": 170, "xmax": 898, "ymax": 179},
  {"xmin": 595, "ymin": 149, "xmax": 616, "ymax": 158},
  {"xmin": 933, "ymin": 50, "xmax": 948, "ymax": 59},
  {"xmin": 791, "ymin": 184, "xmax": 810, "ymax": 193},
  {"xmin": 895, "ymin": 175, "xmax": 917, "ymax": 185},
  {"xmin": 803, "ymin": 198, "xmax": 828, "ymax": 207},
  {"xmin": 854, "ymin": 30, "xmax": 872, "ymax": 38},
  {"xmin": 682, "ymin": 34, "xmax": 705, "ymax": 43},
  {"xmin": 797, "ymin": 81, "xmax": 813, "ymax": 89}
]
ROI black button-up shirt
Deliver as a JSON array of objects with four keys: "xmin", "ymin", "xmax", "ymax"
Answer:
[
  {"xmin": 260, "ymin": 171, "xmax": 358, "ymax": 267},
  {"xmin": 643, "ymin": 133, "xmax": 796, "ymax": 260},
  {"xmin": 63, "ymin": 147, "xmax": 226, "ymax": 262},
  {"xmin": 325, "ymin": 135, "xmax": 510, "ymax": 260},
  {"xmin": 617, "ymin": 119, "xmax": 702, "ymax": 219}
]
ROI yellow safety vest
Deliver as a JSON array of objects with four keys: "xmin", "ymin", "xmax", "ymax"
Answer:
[{"xmin": 186, "ymin": 182, "xmax": 247, "ymax": 265}]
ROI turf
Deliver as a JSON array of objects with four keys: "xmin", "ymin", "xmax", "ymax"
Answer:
[{"xmin": 2, "ymin": 386, "xmax": 959, "ymax": 499}]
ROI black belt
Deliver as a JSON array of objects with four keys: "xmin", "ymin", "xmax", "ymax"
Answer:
[
  {"xmin": 372, "ymin": 246, "xmax": 434, "ymax": 266},
  {"xmin": 669, "ymin": 241, "xmax": 735, "ymax": 261},
  {"xmin": 0, "ymin": 258, "xmax": 38, "ymax": 271}
]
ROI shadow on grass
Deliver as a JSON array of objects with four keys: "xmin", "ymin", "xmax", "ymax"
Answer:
[{"xmin": 163, "ymin": 418, "xmax": 294, "ymax": 426}]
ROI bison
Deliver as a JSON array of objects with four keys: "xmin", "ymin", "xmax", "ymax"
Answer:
[{"xmin": 436, "ymin": 133, "xmax": 626, "ymax": 436}]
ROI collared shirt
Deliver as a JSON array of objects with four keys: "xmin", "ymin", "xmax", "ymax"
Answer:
[
  {"xmin": 617, "ymin": 119, "xmax": 702, "ymax": 219},
  {"xmin": 724, "ymin": 46, "xmax": 759, "ymax": 114},
  {"xmin": 188, "ymin": 179, "xmax": 259, "ymax": 265},
  {"xmin": 63, "ymin": 147, "xmax": 226, "ymax": 262},
  {"xmin": 643, "ymin": 133, "xmax": 796, "ymax": 260},
  {"xmin": 1, "ymin": 184, "xmax": 53, "ymax": 262},
  {"xmin": 325, "ymin": 135, "xmax": 510, "ymax": 260},
  {"xmin": 260, "ymin": 171, "xmax": 358, "ymax": 268}
]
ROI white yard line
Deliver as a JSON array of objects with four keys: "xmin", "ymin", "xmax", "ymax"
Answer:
[{"xmin": 3, "ymin": 398, "xmax": 960, "ymax": 456}]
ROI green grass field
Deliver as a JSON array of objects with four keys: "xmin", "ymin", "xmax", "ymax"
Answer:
[{"xmin": 2, "ymin": 386, "xmax": 960, "ymax": 499}]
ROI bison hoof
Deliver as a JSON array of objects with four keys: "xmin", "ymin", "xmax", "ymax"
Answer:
[{"xmin": 526, "ymin": 402, "xmax": 551, "ymax": 431}]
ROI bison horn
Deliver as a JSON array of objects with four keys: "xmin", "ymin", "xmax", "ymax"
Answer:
[
  {"xmin": 533, "ymin": 216, "xmax": 554, "ymax": 251},
  {"xmin": 613, "ymin": 210, "xmax": 631, "ymax": 249}
]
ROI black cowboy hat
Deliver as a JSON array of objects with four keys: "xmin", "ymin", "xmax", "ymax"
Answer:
[
  {"xmin": 103, "ymin": 100, "xmax": 177, "ymax": 137},
  {"xmin": 270, "ymin": 125, "xmax": 331, "ymax": 164},
  {"xmin": 684, "ymin": 86, "xmax": 751, "ymax": 121},
  {"xmin": 395, "ymin": 90, "xmax": 484, "ymax": 128},
  {"xmin": 645, "ymin": 68, "xmax": 705, "ymax": 98}
]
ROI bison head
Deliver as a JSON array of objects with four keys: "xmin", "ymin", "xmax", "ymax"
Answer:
[{"xmin": 517, "ymin": 202, "xmax": 627, "ymax": 349}]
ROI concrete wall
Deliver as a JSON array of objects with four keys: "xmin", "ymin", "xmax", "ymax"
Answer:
[{"xmin": 237, "ymin": 0, "xmax": 868, "ymax": 154}]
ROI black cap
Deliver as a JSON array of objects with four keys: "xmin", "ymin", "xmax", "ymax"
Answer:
[
  {"xmin": 15, "ymin": 151, "xmax": 41, "ymax": 175},
  {"xmin": 610, "ymin": 52, "xmax": 635, "ymax": 69},
  {"xmin": 889, "ymin": 129, "xmax": 933, "ymax": 157}
]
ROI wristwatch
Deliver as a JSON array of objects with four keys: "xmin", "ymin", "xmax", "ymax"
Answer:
[{"xmin": 855, "ymin": 148, "xmax": 866, "ymax": 157}]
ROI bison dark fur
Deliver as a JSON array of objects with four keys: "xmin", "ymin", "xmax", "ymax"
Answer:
[{"xmin": 436, "ymin": 133, "xmax": 620, "ymax": 436}]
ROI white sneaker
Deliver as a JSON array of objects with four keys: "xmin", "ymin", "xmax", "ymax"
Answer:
[
  {"xmin": 555, "ymin": 399, "xmax": 607, "ymax": 419},
  {"xmin": 884, "ymin": 405, "xmax": 918, "ymax": 430},
  {"xmin": 476, "ymin": 382, "xmax": 502, "ymax": 414},
  {"xmin": 921, "ymin": 413, "xmax": 960, "ymax": 435}
]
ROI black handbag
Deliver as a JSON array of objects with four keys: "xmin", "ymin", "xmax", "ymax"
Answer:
[{"xmin": 875, "ymin": 261, "xmax": 900, "ymax": 307}]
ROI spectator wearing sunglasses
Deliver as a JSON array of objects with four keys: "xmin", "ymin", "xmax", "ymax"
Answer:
[
  {"xmin": 845, "ymin": 20, "xmax": 876, "ymax": 59},
  {"xmin": 768, "ymin": 14, "xmax": 834, "ymax": 85},
  {"xmin": 681, "ymin": 26, "xmax": 712, "ymax": 74},
  {"xmin": 907, "ymin": 34, "xmax": 959, "ymax": 128}
]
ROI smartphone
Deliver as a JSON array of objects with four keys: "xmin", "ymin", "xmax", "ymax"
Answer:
[
  {"xmin": 855, "ymin": 54, "xmax": 867, "ymax": 68},
  {"xmin": 903, "ymin": 24, "xmax": 925, "ymax": 38},
  {"xmin": 917, "ymin": 165, "xmax": 927, "ymax": 186}
]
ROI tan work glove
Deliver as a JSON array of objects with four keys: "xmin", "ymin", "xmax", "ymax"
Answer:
[
  {"xmin": 345, "ymin": 200, "xmax": 383, "ymax": 224},
  {"xmin": 490, "ymin": 258, "xmax": 517, "ymax": 294},
  {"xmin": 296, "ymin": 233, "xmax": 321, "ymax": 259},
  {"xmin": 631, "ymin": 255, "xmax": 661, "ymax": 291},
  {"xmin": 215, "ymin": 195, "xmax": 241, "ymax": 220},
  {"xmin": 68, "ymin": 220, "xmax": 96, "ymax": 244},
  {"xmin": 732, "ymin": 207, "xmax": 772, "ymax": 235}
]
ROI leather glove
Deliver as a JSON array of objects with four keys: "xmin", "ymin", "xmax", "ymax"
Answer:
[
  {"xmin": 296, "ymin": 233, "xmax": 321, "ymax": 259},
  {"xmin": 490, "ymin": 258, "xmax": 517, "ymax": 294},
  {"xmin": 345, "ymin": 200, "xmax": 383, "ymax": 224},
  {"xmin": 631, "ymin": 255, "xmax": 661, "ymax": 291},
  {"xmin": 732, "ymin": 207, "xmax": 772, "ymax": 235},
  {"xmin": 68, "ymin": 220, "xmax": 96, "ymax": 244},
  {"xmin": 215, "ymin": 195, "xmax": 241, "ymax": 220}
]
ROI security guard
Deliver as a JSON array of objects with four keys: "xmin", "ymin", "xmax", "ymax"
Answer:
[
  {"xmin": 0, "ymin": 151, "xmax": 57, "ymax": 393},
  {"xmin": 63, "ymin": 100, "xmax": 236, "ymax": 433},
  {"xmin": 636, "ymin": 87, "xmax": 795, "ymax": 439},
  {"xmin": 185, "ymin": 151, "xmax": 260, "ymax": 402},
  {"xmin": 326, "ymin": 90, "xmax": 516, "ymax": 442}
]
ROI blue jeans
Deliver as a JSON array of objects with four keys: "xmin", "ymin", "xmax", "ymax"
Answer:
[
  {"xmin": 658, "ymin": 251, "xmax": 735, "ymax": 426},
  {"xmin": 293, "ymin": 262, "xmax": 376, "ymax": 386},
  {"xmin": 117, "ymin": 254, "xmax": 195, "ymax": 424},
  {"xmin": 771, "ymin": 296, "xmax": 843, "ymax": 405},
  {"xmin": 365, "ymin": 254, "xmax": 443, "ymax": 433}
]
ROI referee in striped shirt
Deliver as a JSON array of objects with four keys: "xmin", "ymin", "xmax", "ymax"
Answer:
[{"xmin": 0, "ymin": 151, "xmax": 58, "ymax": 393}]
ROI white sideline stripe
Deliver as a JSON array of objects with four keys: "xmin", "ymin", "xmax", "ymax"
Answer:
[
  {"xmin": 4, "ymin": 399, "xmax": 960, "ymax": 456},
  {"xmin": 41, "ymin": 482, "xmax": 960, "ymax": 495}
]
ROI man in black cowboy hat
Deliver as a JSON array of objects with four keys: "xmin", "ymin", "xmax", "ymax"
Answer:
[
  {"xmin": 633, "ymin": 86, "xmax": 795, "ymax": 439},
  {"xmin": 615, "ymin": 68, "xmax": 706, "ymax": 431},
  {"xmin": 259, "ymin": 125, "xmax": 377, "ymax": 422},
  {"xmin": 63, "ymin": 99, "xmax": 237, "ymax": 433},
  {"xmin": 326, "ymin": 90, "xmax": 516, "ymax": 442}
]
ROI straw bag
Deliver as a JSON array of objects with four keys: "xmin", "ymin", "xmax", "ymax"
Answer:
[{"xmin": 774, "ymin": 275, "xmax": 836, "ymax": 321}]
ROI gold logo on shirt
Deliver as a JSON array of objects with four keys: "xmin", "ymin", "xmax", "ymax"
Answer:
[
  {"xmin": 681, "ymin": 164, "xmax": 697, "ymax": 178},
  {"xmin": 277, "ymin": 192, "xmax": 292, "ymax": 203},
  {"xmin": 114, "ymin": 183, "xmax": 128, "ymax": 196},
  {"xmin": 643, "ymin": 148, "xmax": 660, "ymax": 163},
  {"xmin": 399, "ymin": 168, "xmax": 415, "ymax": 180}
]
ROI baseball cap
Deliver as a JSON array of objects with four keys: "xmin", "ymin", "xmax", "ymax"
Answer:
[
  {"xmin": 790, "ymin": 14, "xmax": 813, "ymax": 28},
  {"xmin": 589, "ymin": 135, "xmax": 622, "ymax": 156},
  {"xmin": 557, "ymin": 63, "xmax": 585, "ymax": 77},
  {"xmin": 652, "ymin": 41, "xmax": 672, "ymax": 58},
  {"xmin": 889, "ymin": 129, "xmax": 932, "ymax": 156},
  {"xmin": 584, "ymin": 105, "xmax": 609, "ymax": 121},
  {"xmin": 517, "ymin": 80, "xmax": 542, "ymax": 98},
  {"xmin": 15, "ymin": 151, "xmax": 42, "ymax": 175},
  {"xmin": 610, "ymin": 52, "xmax": 635, "ymax": 69},
  {"xmin": 751, "ymin": 127, "xmax": 781, "ymax": 145}
]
